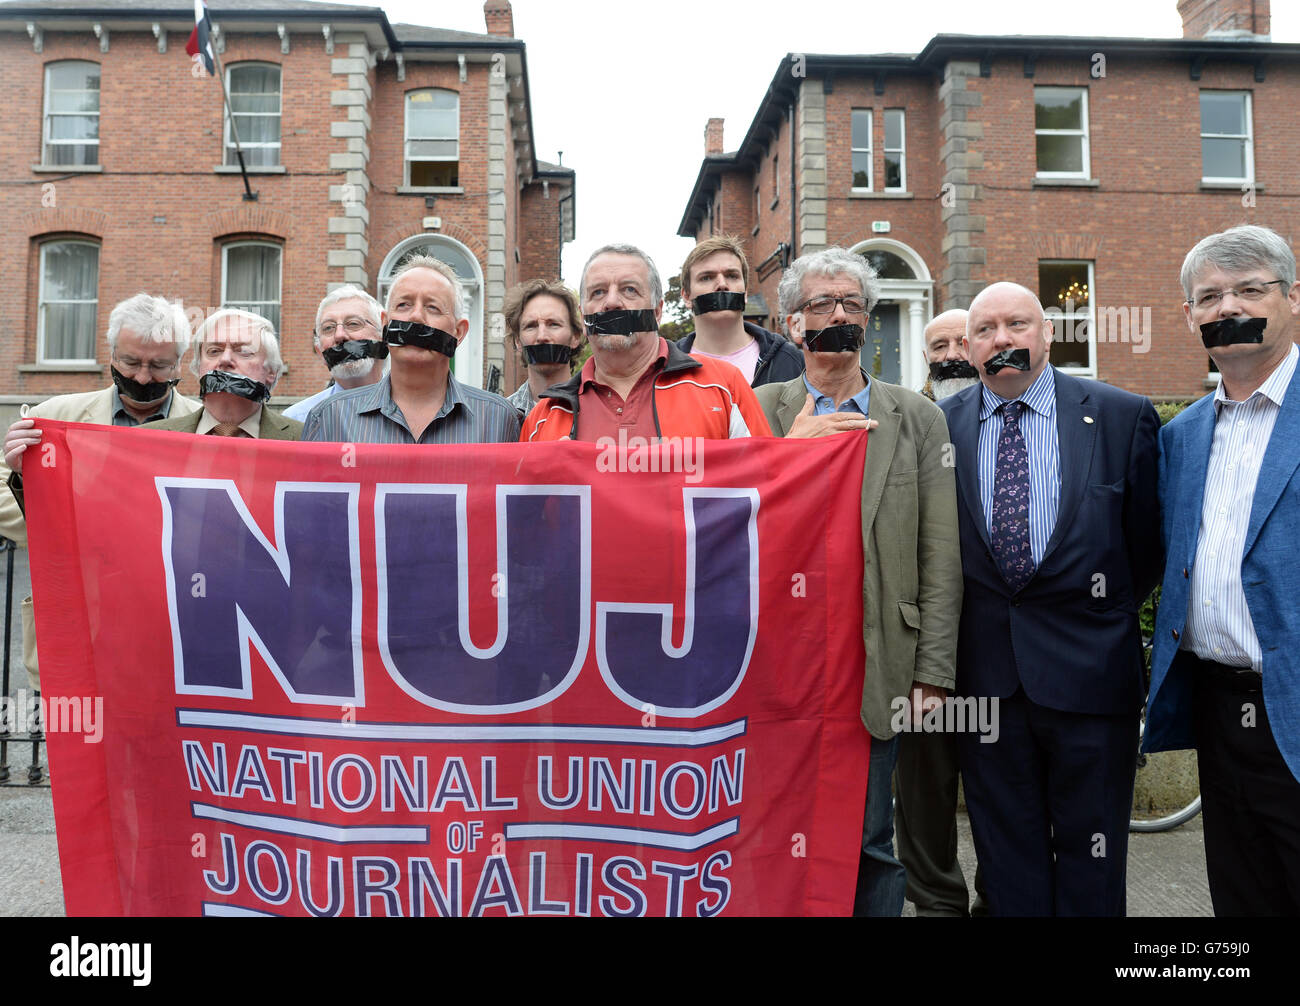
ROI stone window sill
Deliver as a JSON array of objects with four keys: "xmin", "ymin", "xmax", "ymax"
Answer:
[
  {"xmin": 1033, "ymin": 177, "xmax": 1100, "ymax": 188},
  {"xmin": 18, "ymin": 363, "xmax": 104, "ymax": 374},
  {"xmin": 31, "ymin": 164, "xmax": 102, "ymax": 174},
  {"xmin": 397, "ymin": 186, "xmax": 465, "ymax": 195},
  {"xmin": 213, "ymin": 165, "xmax": 287, "ymax": 174},
  {"xmin": 849, "ymin": 190, "xmax": 913, "ymax": 199}
]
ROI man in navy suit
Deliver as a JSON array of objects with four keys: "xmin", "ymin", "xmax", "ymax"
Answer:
[
  {"xmin": 938, "ymin": 282, "xmax": 1161, "ymax": 916},
  {"xmin": 1145, "ymin": 224, "xmax": 1300, "ymax": 915}
]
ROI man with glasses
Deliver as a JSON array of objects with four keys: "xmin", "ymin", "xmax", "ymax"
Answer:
[
  {"xmin": 755, "ymin": 247, "xmax": 962, "ymax": 916},
  {"xmin": 284, "ymin": 285, "xmax": 387, "ymax": 422},
  {"xmin": 1145, "ymin": 224, "xmax": 1300, "ymax": 915},
  {"xmin": 1, "ymin": 292, "xmax": 200, "ymax": 688}
]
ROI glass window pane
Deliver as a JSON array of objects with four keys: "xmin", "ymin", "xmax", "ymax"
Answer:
[
  {"xmin": 46, "ymin": 144, "xmax": 95, "ymax": 166},
  {"xmin": 885, "ymin": 109, "xmax": 903, "ymax": 150},
  {"xmin": 852, "ymin": 150, "xmax": 871, "ymax": 188},
  {"xmin": 233, "ymin": 115, "xmax": 281, "ymax": 144},
  {"xmin": 862, "ymin": 250, "xmax": 916, "ymax": 280},
  {"xmin": 1051, "ymin": 322, "xmax": 1090, "ymax": 368},
  {"xmin": 49, "ymin": 90, "xmax": 99, "ymax": 113},
  {"xmin": 1039, "ymin": 262, "xmax": 1091, "ymax": 311},
  {"xmin": 230, "ymin": 93, "xmax": 280, "ymax": 114},
  {"xmin": 409, "ymin": 139, "xmax": 458, "ymax": 159},
  {"xmin": 408, "ymin": 107, "xmax": 456, "ymax": 139},
  {"xmin": 1036, "ymin": 134, "xmax": 1083, "ymax": 173},
  {"xmin": 885, "ymin": 154, "xmax": 902, "ymax": 189},
  {"xmin": 231, "ymin": 65, "xmax": 280, "ymax": 93},
  {"xmin": 48, "ymin": 115, "xmax": 99, "ymax": 140},
  {"xmin": 1035, "ymin": 90, "xmax": 1083, "ymax": 130},
  {"xmin": 1200, "ymin": 93, "xmax": 1244, "ymax": 135},
  {"xmin": 48, "ymin": 62, "xmax": 99, "ymax": 92},
  {"xmin": 43, "ymin": 242, "xmax": 99, "ymax": 299},
  {"xmin": 409, "ymin": 161, "xmax": 459, "ymax": 187},
  {"xmin": 1202, "ymin": 137, "xmax": 1245, "ymax": 178},
  {"xmin": 226, "ymin": 246, "xmax": 281, "ymax": 320},
  {"xmin": 43, "ymin": 302, "xmax": 97, "ymax": 360},
  {"xmin": 851, "ymin": 110, "xmax": 871, "ymax": 150}
]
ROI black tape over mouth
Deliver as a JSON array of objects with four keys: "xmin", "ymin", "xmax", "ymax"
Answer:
[
  {"xmin": 523, "ymin": 343, "xmax": 576, "ymax": 366},
  {"xmin": 691, "ymin": 291, "xmax": 747, "ymax": 315},
  {"xmin": 929, "ymin": 359, "xmax": 980, "ymax": 381},
  {"xmin": 805, "ymin": 324, "xmax": 866, "ymax": 353},
  {"xmin": 322, "ymin": 339, "xmax": 389, "ymax": 369},
  {"xmin": 199, "ymin": 370, "xmax": 271, "ymax": 403},
  {"xmin": 383, "ymin": 320, "xmax": 459, "ymax": 357},
  {"xmin": 111, "ymin": 366, "xmax": 177, "ymax": 404},
  {"xmin": 983, "ymin": 348, "xmax": 1032, "ymax": 374},
  {"xmin": 1200, "ymin": 316, "xmax": 1266, "ymax": 349},
  {"xmin": 583, "ymin": 310, "xmax": 659, "ymax": 336}
]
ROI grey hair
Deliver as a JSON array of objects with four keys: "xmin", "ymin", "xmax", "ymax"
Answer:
[
  {"xmin": 386, "ymin": 254, "xmax": 467, "ymax": 320},
  {"xmin": 778, "ymin": 247, "xmax": 881, "ymax": 334},
  {"xmin": 313, "ymin": 284, "xmax": 383, "ymax": 346},
  {"xmin": 106, "ymin": 293, "xmax": 193, "ymax": 357},
  {"xmin": 578, "ymin": 244, "xmax": 664, "ymax": 305},
  {"xmin": 190, "ymin": 308, "xmax": 285, "ymax": 385},
  {"xmin": 1181, "ymin": 224, "xmax": 1297, "ymax": 300}
]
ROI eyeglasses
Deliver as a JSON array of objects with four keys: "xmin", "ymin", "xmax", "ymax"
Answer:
[
  {"xmin": 316, "ymin": 317, "xmax": 376, "ymax": 337},
  {"xmin": 1188, "ymin": 280, "xmax": 1288, "ymax": 311},
  {"xmin": 113, "ymin": 355, "xmax": 178, "ymax": 375},
  {"xmin": 795, "ymin": 295, "xmax": 868, "ymax": 316}
]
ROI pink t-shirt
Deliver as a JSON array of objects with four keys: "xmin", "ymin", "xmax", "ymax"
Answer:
[{"xmin": 691, "ymin": 337, "xmax": 761, "ymax": 385}]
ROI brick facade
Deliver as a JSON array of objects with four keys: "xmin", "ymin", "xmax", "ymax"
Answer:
[
  {"xmin": 679, "ymin": 2, "xmax": 1299, "ymax": 401},
  {"xmin": 0, "ymin": 0, "xmax": 574, "ymax": 408}
]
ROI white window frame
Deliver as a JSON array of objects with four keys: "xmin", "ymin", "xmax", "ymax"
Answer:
[
  {"xmin": 37, "ymin": 239, "xmax": 99, "ymax": 365},
  {"xmin": 224, "ymin": 62, "xmax": 282, "ymax": 168},
  {"xmin": 221, "ymin": 241, "xmax": 283, "ymax": 333},
  {"xmin": 404, "ymin": 88, "xmax": 460, "ymax": 188},
  {"xmin": 884, "ymin": 108, "xmax": 906, "ymax": 191},
  {"xmin": 851, "ymin": 108, "xmax": 873, "ymax": 192},
  {"xmin": 1034, "ymin": 86, "xmax": 1090, "ymax": 180},
  {"xmin": 1200, "ymin": 90, "xmax": 1254, "ymax": 185},
  {"xmin": 1040, "ymin": 258, "xmax": 1096, "ymax": 375},
  {"xmin": 43, "ymin": 60, "xmax": 100, "ymax": 167}
]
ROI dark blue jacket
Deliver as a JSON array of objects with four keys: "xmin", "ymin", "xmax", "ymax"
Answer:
[{"xmin": 677, "ymin": 322, "xmax": 804, "ymax": 388}]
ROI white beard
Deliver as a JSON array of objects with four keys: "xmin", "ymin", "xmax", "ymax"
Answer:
[
  {"xmin": 932, "ymin": 376, "xmax": 981, "ymax": 401},
  {"xmin": 329, "ymin": 356, "xmax": 377, "ymax": 382}
]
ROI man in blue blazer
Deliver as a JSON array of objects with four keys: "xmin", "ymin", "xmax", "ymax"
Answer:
[
  {"xmin": 1145, "ymin": 224, "xmax": 1300, "ymax": 916},
  {"xmin": 939, "ymin": 282, "xmax": 1161, "ymax": 915}
]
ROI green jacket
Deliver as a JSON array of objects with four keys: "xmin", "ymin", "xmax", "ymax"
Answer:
[{"xmin": 756, "ymin": 376, "xmax": 962, "ymax": 739}]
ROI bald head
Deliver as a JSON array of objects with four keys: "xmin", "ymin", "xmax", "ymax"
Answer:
[
  {"xmin": 924, "ymin": 309, "xmax": 969, "ymax": 364},
  {"xmin": 964, "ymin": 281, "xmax": 1054, "ymax": 399},
  {"xmin": 967, "ymin": 283, "xmax": 1045, "ymax": 335}
]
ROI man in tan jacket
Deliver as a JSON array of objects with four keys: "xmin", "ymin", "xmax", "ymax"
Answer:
[
  {"xmin": 756, "ymin": 248, "xmax": 962, "ymax": 916},
  {"xmin": 2, "ymin": 293, "xmax": 200, "ymax": 688}
]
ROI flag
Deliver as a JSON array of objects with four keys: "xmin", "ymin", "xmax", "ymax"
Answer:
[
  {"xmin": 28, "ymin": 423, "xmax": 871, "ymax": 916},
  {"xmin": 185, "ymin": 0, "xmax": 215, "ymax": 76}
]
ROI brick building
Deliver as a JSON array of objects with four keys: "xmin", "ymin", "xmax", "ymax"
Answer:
[
  {"xmin": 0, "ymin": 0, "xmax": 575, "ymax": 412},
  {"xmin": 678, "ymin": 0, "xmax": 1297, "ymax": 400}
]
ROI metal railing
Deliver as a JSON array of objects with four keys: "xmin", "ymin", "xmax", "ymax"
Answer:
[{"xmin": 0, "ymin": 536, "xmax": 47, "ymax": 786}]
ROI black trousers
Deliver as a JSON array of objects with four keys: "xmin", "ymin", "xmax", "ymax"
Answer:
[{"xmin": 1191, "ymin": 654, "xmax": 1300, "ymax": 916}]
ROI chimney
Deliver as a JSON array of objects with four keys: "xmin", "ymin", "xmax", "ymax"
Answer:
[
  {"xmin": 484, "ymin": 1, "xmax": 515, "ymax": 37},
  {"xmin": 705, "ymin": 118, "xmax": 724, "ymax": 156},
  {"xmin": 1177, "ymin": 0, "xmax": 1270, "ymax": 39}
]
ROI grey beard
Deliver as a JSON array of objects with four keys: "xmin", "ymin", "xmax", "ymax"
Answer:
[
  {"xmin": 329, "ymin": 356, "xmax": 377, "ymax": 382},
  {"xmin": 932, "ymin": 376, "xmax": 981, "ymax": 400},
  {"xmin": 590, "ymin": 330, "xmax": 646, "ymax": 354}
]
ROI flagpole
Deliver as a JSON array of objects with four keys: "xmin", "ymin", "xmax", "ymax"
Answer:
[{"xmin": 209, "ymin": 28, "xmax": 257, "ymax": 202}]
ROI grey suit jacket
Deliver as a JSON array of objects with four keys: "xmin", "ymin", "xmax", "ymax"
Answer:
[
  {"xmin": 756, "ymin": 376, "xmax": 963, "ymax": 740},
  {"xmin": 150, "ymin": 405, "xmax": 304, "ymax": 440}
]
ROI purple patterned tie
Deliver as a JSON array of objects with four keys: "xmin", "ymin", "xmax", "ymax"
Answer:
[{"xmin": 990, "ymin": 400, "xmax": 1035, "ymax": 591}]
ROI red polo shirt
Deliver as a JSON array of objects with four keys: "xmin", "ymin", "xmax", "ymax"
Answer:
[{"xmin": 573, "ymin": 337, "xmax": 670, "ymax": 443}]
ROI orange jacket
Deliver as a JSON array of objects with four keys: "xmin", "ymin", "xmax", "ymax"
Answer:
[{"xmin": 520, "ymin": 339, "xmax": 773, "ymax": 442}]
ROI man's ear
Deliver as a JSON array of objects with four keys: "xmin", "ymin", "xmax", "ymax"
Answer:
[
  {"xmin": 787, "ymin": 312, "xmax": 805, "ymax": 346},
  {"xmin": 455, "ymin": 317, "xmax": 470, "ymax": 343},
  {"xmin": 654, "ymin": 300, "xmax": 664, "ymax": 325}
]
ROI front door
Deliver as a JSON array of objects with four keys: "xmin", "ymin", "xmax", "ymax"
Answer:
[{"xmin": 861, "ymin": 302, "xmax": 900, "ymax": 384}]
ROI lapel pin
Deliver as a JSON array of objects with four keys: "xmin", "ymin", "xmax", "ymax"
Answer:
[{"xmin": 1083, "ymin": 416, "xmax": 1095, "ymax": 424}]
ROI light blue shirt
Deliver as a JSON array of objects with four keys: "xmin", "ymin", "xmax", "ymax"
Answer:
[
  {"xmin": 803, "ymin": 370, "xmax": 872, "ymax": 418},
  {"xmin": 977, "ymin": 365, "xmax": 1061, "ymax": 564},
  {"xmin": 284, "ymin": 383, "xmax": 338, "ymax": 422}
]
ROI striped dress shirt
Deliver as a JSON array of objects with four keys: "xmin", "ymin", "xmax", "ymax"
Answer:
[
  {"xmin": 301, "ymin": 373, "xmax": 521, "ymax": 444},
  {"xmin": 1185, "ymin": 342, "xmax": 1298, "ymax": 672},
  {"xmin": 977, "ymin": 365, "xmax": 1061, "ymax": 564}
]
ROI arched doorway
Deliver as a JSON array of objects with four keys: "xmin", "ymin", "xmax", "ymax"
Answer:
[
  {"xmin": 849, "ymin": 238, "xmax": 933, "ymax": 392},
  {"xmin": 378, "ymin": 235, "xmax": 484, "ymax": 389}
]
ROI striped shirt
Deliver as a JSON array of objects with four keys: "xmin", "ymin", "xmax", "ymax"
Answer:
[
  {"xmin": 977, "ymin": 365, "xmax": 1061, "ymax": 564},
  {"xmin": 1185, "ymin": 342, "xmax": 1298, "ymax": 672},
  {"xmin": 301, "ymin": 373, "xmax": 521, "ymax": 445}
]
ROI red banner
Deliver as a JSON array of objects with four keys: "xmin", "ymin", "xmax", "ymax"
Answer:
[{"xmin": 27, "ymin": 421, "xmax": 868, "ymax": 916}]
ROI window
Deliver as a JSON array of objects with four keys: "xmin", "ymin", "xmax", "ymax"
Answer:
[
  {"xmin": 1039, "ymin": 260, "xmax": 1094, "ymax": 370},
  {"xmin": 851, "ymin": 109, "xmax": 873, "ymax": 190},
  {"xmin": 1200, "ymin": 91, "xmax": 1253, "ymax": 183},
  {"xmin": 405, "ymin": 89, "xmax": 459, "ymax": 187},
  {"xmin": 225, "ymin": 63, "xmax": 281, "ymax": 167},
  {"xmin": 753, "ymin": 184, "xmax": 760, "ymax": 227},
  {"xmin": 1035, "ymin": 87, "xmax": 1089, "ymax": 178},
  {"xmin": 43, "ymin": 61, "xmax": 100, "ymax": 166},
  {"xmin": 222, "ymin": 242, "xmax": 282, "ymax": 334},
  {"xmin": 38, "ymin": 240, "xmax": 99, "ymax": 363},
  {"xmin": 884, "ymin": 109, "xmax": 906, "ymax": 190},
  {"xmin": 772, "ymin": 153, "xmax": 779, "ymax": 203}
]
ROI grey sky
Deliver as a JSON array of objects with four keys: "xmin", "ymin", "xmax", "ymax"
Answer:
[{"xmin": 375, "ymin": 0, "xmax": 1298, "ymax": 297}]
